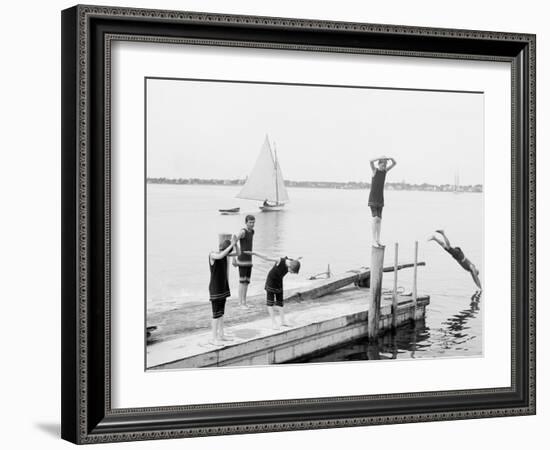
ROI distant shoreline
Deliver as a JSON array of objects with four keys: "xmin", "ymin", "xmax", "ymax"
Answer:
[{"xmin": 147, "ymin": 177, "xmax": 483, "ymax": 193}]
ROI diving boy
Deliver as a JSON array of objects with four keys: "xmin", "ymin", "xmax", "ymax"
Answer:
[
  {"xmin": 428, "ymin": 229, "xmax": 482, "ymax": 291},
  {"xmin": 208, "ymin": 235, "xmax": 238, "ymax": 345},
  {"xmin": 244, "ymin": 251, "xmax": 301, "ymax": 329},
  {"xmin": 368, "ymin": 156, "xmax": 397, "ymax": 247}
]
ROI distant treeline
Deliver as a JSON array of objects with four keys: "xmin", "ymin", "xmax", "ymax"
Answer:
[{"xmin": 147, "ymin": 177, "xmax": 483, "ymax": 193}]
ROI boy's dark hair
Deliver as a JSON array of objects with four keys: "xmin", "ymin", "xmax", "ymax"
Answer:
[
  {"xmin": 219, "ymin": 239, "xmax": 232, "ymax": 251},
  {"xmin": 289, "ymin": 259, "xmax": 301, "ymax": 274},
  {"xmin": 245, "ymin": 214, "xmax": 255, "ymax": 223}
]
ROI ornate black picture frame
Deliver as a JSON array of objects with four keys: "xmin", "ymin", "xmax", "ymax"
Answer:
[{"xmin": 61, "ymin": 4, "xmax": 535, "ymax": 444}]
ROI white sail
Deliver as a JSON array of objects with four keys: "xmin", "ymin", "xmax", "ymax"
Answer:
[
  {"xmin": 237, "ymin": 136, "xmax": 289, "ymax": 204},
  {"xmin": 273, "ymin": 150, "xmax": 290, "ymax": 203}
]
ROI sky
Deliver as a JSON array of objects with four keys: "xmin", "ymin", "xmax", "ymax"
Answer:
[{"xmin": 146, "ymin": 78, "xmax": 484, "ymax": 186}]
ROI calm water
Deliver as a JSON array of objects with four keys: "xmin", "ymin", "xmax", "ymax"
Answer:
[{"xmin": 147, "ymin": 184, "xmax": 483, "ymax": 359}]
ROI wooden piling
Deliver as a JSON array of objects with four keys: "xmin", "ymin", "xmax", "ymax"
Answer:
[
  {"xmin": 367, "ymin": 245, "xmax": 385, "ymax": 339},
  {"xmin": 392, "ymin": 243, "xmax": 398, "ymax": 330}
]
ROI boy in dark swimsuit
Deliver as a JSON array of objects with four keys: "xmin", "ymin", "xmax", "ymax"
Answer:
[
  {"xmin": 234, "ymin": 215, "xmax": 255, "ymax": 308},
  {"xmin": 368, "ymin": 156, "xmax": 397, "ymax": 247},
  {"xmin": 244, "ymin": 251, "xmax": 301, "ymax": 329},
  {"xmin": 208, "ymin": 235, "xmax": 238, "ymax": 345},
  {"xmin": 428, "ymin": 229, "xmax": 482, "ymax": 291}
]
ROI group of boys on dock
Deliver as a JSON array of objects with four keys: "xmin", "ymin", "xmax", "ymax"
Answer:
[
  {"xmin": 208, "ymin": 214, "xmax": 301, "ymax": 346},
  {"xmin": 207, "ymin": 155, "xmax": 481, "ymax": 346}
]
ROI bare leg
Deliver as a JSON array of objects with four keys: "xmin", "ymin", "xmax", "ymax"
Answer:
[
  {"xmin": 372, "ymin": 217, "xmax": 382, "ymax": 246},
  {"xmin": 217, "ymin": 317, "xmax": 223, "ymax": 339},
  {"xmin": 211, "ymin": 318, "xmax": 218, "ymax": 341},
  {"xmin": 210, "ymin": 318, "xmax": 222, "ymax": 345},
  {"xmin": 469, "ymin": 265, "xmax": 482, "ymax": 291},
  {"xmin": 238, "ymin": 283, "xmax": 244, "ymax": 305},
  {"xmin": 436, "ymin": 230, "xmax": 451, "ymax": 247},
  {"xmin": 239, "ymin": 283, "xmax": 249, "ymax": 307},
  {"xmin": 218, "ymin": 316, "xmax": 232, "ymax": 341},
  {"xmin": 267, "ymin": 306, "xmax": 278, "ymax": 329},
  {"xmin": 276, "ymin": 306, "xmax": 289, "ymax": 327},
  {"xmin": 428, "ymin": 234, "xmax": 448, "ymax": 249}
]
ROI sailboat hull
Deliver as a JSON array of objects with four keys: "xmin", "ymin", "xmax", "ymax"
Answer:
[{"xmin": 259, "ymin": 205, "xmax": 285, "ymax": 212}]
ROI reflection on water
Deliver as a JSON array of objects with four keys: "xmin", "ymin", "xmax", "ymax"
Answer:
[
  {"xmin": 255, "ymin": 210, "xmax": 286, "ymax": 256},
  {"xmin": 290, "ymin": 292, "xmax": 482, "ymax": 362},
  {"xmin": 433, "ymin": 291, "xmax": 481, "ymax": 353}
]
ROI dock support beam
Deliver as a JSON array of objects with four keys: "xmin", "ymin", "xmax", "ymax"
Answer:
[{"xmin": 367, "ymin": 245, "xmax": 385, "ymax": 339}]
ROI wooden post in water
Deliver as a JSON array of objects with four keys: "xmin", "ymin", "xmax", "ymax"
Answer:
[
  {"xmin": 367, "ymin": 245, "xmax": 385, "ymax": 339},
  {"xmin": 392, "ymin": 243, "xmax": 399, "ymax": 330},
  {"xmin": 412, "ymin": 241, "xmax": 418, "ymax": 319}
]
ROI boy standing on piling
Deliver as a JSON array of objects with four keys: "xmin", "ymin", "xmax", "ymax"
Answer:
[
  {"xmin": 208, "ymin": 235, "xmax": 239, "ymax": 345},
  {"xmin": 234, "ymin": 215, "xmax": 256, "ymax": 308},
  {"xmin": 368, "ymin": 156, "xmax": 397, "ymax": 247},
  {"xmin": 245, "ymin": 251, "xmax": 301, "ymax": 329}
]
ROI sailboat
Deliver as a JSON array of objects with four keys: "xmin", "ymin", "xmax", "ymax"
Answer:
[{"xmin": 237, "ymin": 135, "xmax": 289, "ymax": 211}]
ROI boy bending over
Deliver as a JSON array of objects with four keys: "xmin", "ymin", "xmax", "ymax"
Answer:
[{"xmin": 245, "ymin": 251, "xmax": 301, "ymax": 329}]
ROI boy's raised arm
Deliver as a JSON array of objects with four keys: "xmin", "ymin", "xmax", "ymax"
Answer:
[
  {"xmin": 369, "ymin": 158, "xmax": 377, "ymax": 173},
  {"xmin": 228, "ymin": 235, "xmax": 240, "ymax": 257},
  {"xmin": 386, "ymin": 157, "xmax": 397, "ymax": 171},
  {"xmin": 245, "ymin": 251, "xmax": 278, "ymax": 263},
  {"xmin": 211, "ymin": 236, "xmax": 238, "ymax": 260}
]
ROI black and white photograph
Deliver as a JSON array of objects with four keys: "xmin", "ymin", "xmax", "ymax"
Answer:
[{"xmin": 145, "ymin": 77, "xmax": 484, "ymax": 370}]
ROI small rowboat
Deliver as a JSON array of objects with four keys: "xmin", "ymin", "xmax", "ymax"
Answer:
[{"xmin": 219, "ymin": 207, "xmax": 240, "ymax": 215}]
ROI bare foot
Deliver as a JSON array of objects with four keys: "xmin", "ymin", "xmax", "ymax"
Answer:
[
  {"xmin": 280, "ymin": 323, "xmax": 292, "ymax": 328},
  {"xmin": 208, "ymin": 340, "xmax": 224, "ymax": 346},
  {"xmin": 219, "ymin": 336, "xmax": 234, "ymax": 342},
  {"xmin": 271, "ymin": 322, "xmax": 280, "ymax": 330}
]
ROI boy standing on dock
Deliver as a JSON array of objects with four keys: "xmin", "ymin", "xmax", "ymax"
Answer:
[
  {"xmin": 368, "ymin": 156, "xmax": 397, "ymax": 247},
  {"xmin": 208, "ymin": 235, "xmax": 238, "ymax": 345},
  {"xmin": 245, "ymin": 251, "xmax": 301, "ymax": 329},
  {"xmin": 234, "ymin": 215, "xmax": 255, "ymax": 308}
]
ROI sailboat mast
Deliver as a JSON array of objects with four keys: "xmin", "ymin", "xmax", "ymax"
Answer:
[{"xmin": 273, "ymin": 141, "xmax": 279, "ymax": 205}]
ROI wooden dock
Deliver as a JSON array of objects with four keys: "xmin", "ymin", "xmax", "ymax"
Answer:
[
  {"xmin": 147, "ymin": 243, "xmax": 429, "ymax": 369},
  {"xmin": 147, "ymin": 285, "xmax": 429, "ymax": 369},
  {"xmin": 146, "ymin": 262, "xmax": 426, "ymax": 344}
]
